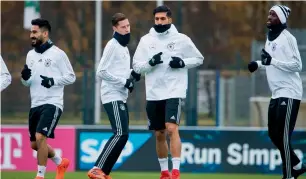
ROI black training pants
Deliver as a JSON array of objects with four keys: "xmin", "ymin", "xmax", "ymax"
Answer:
[
  {"xmin": 268, "ymin": 97, "xmax": 301, "ymax": 179},
  {"xmin": 94, "ymin": 101, "xmax": 129, "ymax": 175}
]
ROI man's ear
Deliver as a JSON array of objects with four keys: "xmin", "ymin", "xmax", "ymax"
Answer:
[
  {"xmin": 112, "ymin": 26, "xmax": 116, "ymax": 32},
  {"xmin": 168, "ymin": 17, "xmax": 172, "ymax": 24},
  {"xmin": 43, "ymin": 30, "xmax": 49, "ymax": 38}
]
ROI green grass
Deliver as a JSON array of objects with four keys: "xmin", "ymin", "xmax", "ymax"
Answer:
[{"xmin": 1, "ymin": 172, "xmax": 306, "ymax": 179}]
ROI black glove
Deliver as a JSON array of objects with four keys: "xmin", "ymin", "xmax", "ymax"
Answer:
[
  {"xmin": 169, "ymin": 57, "xmax": 185, "ymax": 68},
  {"xmin": 130, "ymin": 70, "xmax": 141, "ymax": 82},
  {"xmin": 149, "ymin": 52, "xmax": 163, "ymax": 66},
  {"xmin": 261, "ymin": 49, "xmax": 272, "ymax": 65},
  {"xmin": 248, "ymin": 61, "xmax": 258, "ymax": 73},
  {"xmin": 21, "ymin": 64, "xmax": 32, "ymax": 81},
  {"xmin": 40, "ymin": 75, "xmax": 54, "ymax": 88},
  {"xmin": 124, "ymin": 78, "xmax": 134, "ymax": 93}
]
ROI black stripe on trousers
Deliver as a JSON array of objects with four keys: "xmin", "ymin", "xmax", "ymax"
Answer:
[
  {"xmin": 268, "ymin": 97, "xmax": 301, "ymax": 179},
  {"xmin": 94, "ymin": 101, "xmax": 129, "ymax": 175}
]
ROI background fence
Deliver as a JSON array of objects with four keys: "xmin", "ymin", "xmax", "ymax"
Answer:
[{"xmin": 1, "ymin": 1, "xmax": 306, "ymax": 127}]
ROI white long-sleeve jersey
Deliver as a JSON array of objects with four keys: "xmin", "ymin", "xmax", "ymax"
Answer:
[
  {"xmin": 96, "ymin": 38, "xmax": 130, "ymax": 104},
  {"xmin": 1, "ymin": 55, "xmax": 12, "ymax": 92},
  {"xmin": 259, "ymin": 29, "xmax": 303, "ymax": 100},
  {"xmin": 133, "ymin": 25, "xmax": 204, "ymax": 100},
  {"xmin": 21, "ymin": 45, "xmax": 76, "ymax": 110}
]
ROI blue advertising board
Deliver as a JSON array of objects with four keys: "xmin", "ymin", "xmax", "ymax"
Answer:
[
  {"xmin": 76, "ymin": 129, "xmax": 157, "ymax": 171},
  {"xmin": 179, "ymin": 129, "xmax": 306, "ymax": 174},
  {"xmin": 76, "ymin": 127, "xmax": 306, "ymax": 175}
]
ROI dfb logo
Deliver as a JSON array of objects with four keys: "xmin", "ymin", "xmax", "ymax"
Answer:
[{"xmin": 0, "ymin": 132, "xmax": 22, "ymax": 169}]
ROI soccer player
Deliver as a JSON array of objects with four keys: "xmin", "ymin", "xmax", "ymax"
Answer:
[
  {"xmin": 133, "ymin": 5, "xmax": 204, "ymax": 179},
  {"xmin": 1, "ymin": 55, "xmax": 12, "ymax": 91},
  {"xmin": 248, "ymin": 5, "xmax": 306, "ymax": 179},
  {"xmin": 87, "ymin": 13, "xmax": 140, "ymax": 179},
  {"xmin": 21, "ymin": 18, "xmax": 75, "ymax": 179}
]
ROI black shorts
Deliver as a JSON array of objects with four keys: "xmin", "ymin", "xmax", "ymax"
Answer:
[
  {"xmin": 146, "ymin": 98, "xmax": 182, "ymax": 130},
  {"xmin": 28, "ymin": 104, "xmax": 62, "ymax": 141}
]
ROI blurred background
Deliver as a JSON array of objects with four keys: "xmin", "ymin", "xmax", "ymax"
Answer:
[
  {"xmin": 2, "ymin": 1, "xmax": 306, "ymax": 127},
  {"xmin": 1, "ymin": 1, "xmax": 306, "ymax": 178}
]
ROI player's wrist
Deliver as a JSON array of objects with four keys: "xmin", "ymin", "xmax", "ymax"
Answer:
[
  {"xmin": 21, "ymin": 77, "xmax": 31, "ymax": 84},
  {"xmin": 131, "ymin": 70, "xmax": 141, "ymax": 81},
  {"xmin": 149, "ymin": 58, "xmax": 155, "ymax": 66},
  {"xmin": 50, "ymin": 78, "xmax": 55, "ymax": 86},
  {"xmin": 121, "ymin": 78, "xmax": 127, "ymax": 86},
  {"xmin": 270, "ymin": 58, "xmax": 277, "ymax": 66},
  {"xmin": 53, "ymin": 77, "xmax": 58, "ymax": 86}
]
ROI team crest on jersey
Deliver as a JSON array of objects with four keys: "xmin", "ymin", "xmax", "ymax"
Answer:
[
  {"xmin": 120, "ymin": 104, "xmax": 125, "ymax": 110},
  {"xmin": 271, "ymin": 43, "xmax": 277, "ymax": 51},
  {"xmin": 167, "ymin": 42, "xmax": 175, "ymax": 51},
  {"xmin": 44, "ymin": 59, "xmax": 51, "ymax": 67}
]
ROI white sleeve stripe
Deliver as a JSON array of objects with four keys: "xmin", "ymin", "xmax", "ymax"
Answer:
[
  {"xmin": 51, "ymin": 47, "xmax": 76, "ymax": 86},
  {"xmin": 53, "ymin": 47, "xmax": 74, "ymax": 71},
  {"xmin": 101, "ymin": 71, "xmax": 123, "ymax": 83},
  {"xmin": 283, "ymin": 31, "xmax": 300, "ymax": 70},
  {"xmin": 100, "ymin": 41, "xmax": 117, "ymax": 69},
  {"xmin": 1, "ymin": 76, "xmax": 11, "ymax": 91},
  {"xmin": 283, "ymin": 31, "xmax": 299, "ymax": 58}
]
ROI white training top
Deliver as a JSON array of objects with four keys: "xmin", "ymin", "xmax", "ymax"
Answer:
[
  {"xmin": 0, "ymin": 55, "xmax": 12, "ymax": 92},
  {"xmin": 96, "ymin": 38, "xmax": 131, "ymax": 104},
  {"xmin": 21, "ymin": 45, "xmax": 76, "ymax": 110},
  {"xmin": 133, "ymin": 24, "xmax": 204, "ymax": 101},
  {"xmin": 257, "ymin": 29, "xmax": 303, "ymax": 100}
]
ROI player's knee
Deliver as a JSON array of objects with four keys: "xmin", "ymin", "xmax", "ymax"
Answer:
[
  {"xmin": 268, "ymin": 130, "xmax": 273, "ymax": 138},
  {"xmin": 268, "ymin": 130, "xmax": 280, "ymax": 145},
  {"xmin": 166, "ymin": 123, "xmax": 178, "ymax": 137},
  {"xmin": 115, "ymin": 129, "xmax": 129, "ymax": 139},
  {"xmin": 35, "ymin": 133, "xmax": 47, "ymax": 148},
  {"xmin": 120, "ymin": 133, "xmax": 129, "ymax": 142},
  {"xmin": 268, "ymin": 130, "xmax": 277, "ymax": 140},
  {"xmin": 155, "ymin": 130, "xmax": 166, "ymax": 141},
  {"xmin": 31, "ymin": 142, "xmax": 38, "ymax": 150},
  {"xmin": 35, "ymin": 132, "xmax": 47, "ymax": 140}
]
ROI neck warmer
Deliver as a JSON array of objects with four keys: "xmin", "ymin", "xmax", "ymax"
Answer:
[
  {"xmin": 35, "ymin": 39, "xmax": 53, "ymax": 54},
  {"xmin": 113, "ymin": 32, "xmax": 130, "ymax": 47},
  {"xmin": 153, "ymin": 24, "xmax": 171, "ymax": 33},
  {"xmin": 267, "ymin": 23, "xmax": 287, "ymax": 41}
]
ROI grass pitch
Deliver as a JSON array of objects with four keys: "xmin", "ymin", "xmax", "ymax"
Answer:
[{"xmin": 1, "ymin": 171, "xmax": 306, "ymax": 179}]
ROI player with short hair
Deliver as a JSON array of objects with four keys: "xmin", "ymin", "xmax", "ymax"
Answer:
[
  {"xmin": 87, "ymin": 13, "xmax": 140, "ymax": 179},
  {"xmin": 21, "ymin": 18, "xmax": 75, "ymax": 179},
  {"xmin": 1, "ymin": 55, "xmax": 12, "ymax": 91},
  {"xmin": 248, "ymin": 5, "xmax": 306, "ymax": 179},
  {"xmin": 133, "ymin": 5, "xmax": 204, "ymax": 179}
]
